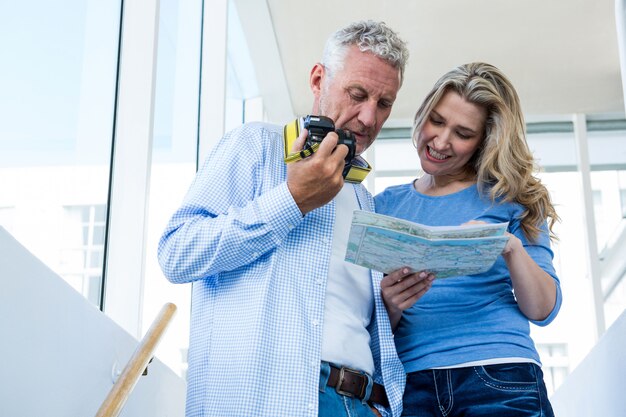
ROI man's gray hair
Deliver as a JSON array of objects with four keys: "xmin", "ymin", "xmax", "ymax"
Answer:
[{"xmin": 321, "ymin": 20, "xmax": 409, "ymax": 85}]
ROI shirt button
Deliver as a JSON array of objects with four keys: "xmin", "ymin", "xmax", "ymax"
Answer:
[
  {"xmin": 308, "ymin": 403, "xmax": 314, "ymax": 410},
  {"xmin": 312, "ymin": 319, "xmax": 319, "ymax": 326},
  {"xmin": 315, "ymin": 278, "xmax": 323, "ymax": 285}
]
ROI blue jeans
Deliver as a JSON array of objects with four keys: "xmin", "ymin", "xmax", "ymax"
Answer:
[
  {"xmin": 402, "ymin": 363, "xmax": 554, "ymax": 417},
  {"xmin": 318, "ymin": 361, "xmax": 378, "ymax": 417}
]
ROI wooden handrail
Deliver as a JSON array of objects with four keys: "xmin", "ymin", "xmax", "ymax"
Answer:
[{"xmin": 95, "ymin": 302, "xmax": 177, "ymax": 417}]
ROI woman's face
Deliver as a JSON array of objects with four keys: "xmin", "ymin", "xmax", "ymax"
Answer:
[{"xmin": 416, "ymin": 90, "xmax": 487, "ymax": 179}]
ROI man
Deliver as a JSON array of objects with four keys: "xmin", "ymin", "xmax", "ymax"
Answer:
[{"xmin": 158, "ymin": 20, "xmax": 424, "ymax": 417}]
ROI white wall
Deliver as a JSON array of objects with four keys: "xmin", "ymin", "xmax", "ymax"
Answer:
[
  {"xmin": 550, "ymin": 309, "xmax": 626, "ymax": 416},
  {"xmin": 0, "ymin": 227, "xmax": 185, "ymax": 417}
]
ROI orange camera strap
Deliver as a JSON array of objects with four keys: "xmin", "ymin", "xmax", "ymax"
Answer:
[{"xmin": 282, "ymin": 118, "xmax": 371, "ymax": 184}]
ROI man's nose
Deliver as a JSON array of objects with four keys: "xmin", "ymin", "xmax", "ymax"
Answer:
[{"xmin": 357, "ymin": 102, "xmax": 378, "ymax": 128}]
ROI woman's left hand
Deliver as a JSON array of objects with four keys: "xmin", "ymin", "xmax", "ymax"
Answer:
[
  {"xmin": 464, "ymin": 221, "xmax": 556, "ymax": 321},
  {"xmin": 381, "ymin": 267, "xmax": 434, "ymax": 330}
]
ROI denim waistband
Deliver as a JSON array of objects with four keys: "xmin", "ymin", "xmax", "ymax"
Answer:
[{"xmin": 319, "ymin": 361, "xmax": 374, "ymax": 404}]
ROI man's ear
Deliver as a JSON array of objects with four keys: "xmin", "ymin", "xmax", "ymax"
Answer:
[{"xmin": 309, "ymin": 63, "xmax": 325, "ymax": 98}]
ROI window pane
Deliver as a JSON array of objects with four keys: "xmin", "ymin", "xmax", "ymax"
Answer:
[
  {"xmin": 93, "ymin": 225, "xmax": 106, "ymax": 244},
  {"xmin": 89, "ymin": 250, "xmax": 104, "ymax": 269},
  {"xmin": 0, "ymin": 2, "xmax": 121, "ymax": 307},
  {"xmin": 60, "ymin": 249, "xmax": 86, "ymax": 271},
  {"xmin": 87, "ymin": 274, "xmax": 103, "ymax": 306},
  {"xmin": 0, "ymin": 207, "xmax": 15, "ymax": 234},
  {"xmin": 145, "ymin": 0, "xmax": 203, "ymax": 379},
  {"xmin": 606, "ymin": 275, "xmax": 626, "ymax": 328},
  {"xmin": 144, "ymin": 0, "xmax": 264, "ymax": 379},
  {"xmin": 536, "ymin": 343, "xmax": 569, "ymax": 397},
  {"xmin": 616, "ymin": 170, "xmax": 626, "ymax": 218},
  {"xmin": 591, "ymin": 171, "xmax": 625, "ymax": 251}
]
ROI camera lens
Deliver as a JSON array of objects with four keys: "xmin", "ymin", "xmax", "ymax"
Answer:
[
  {"xmin": 303, "ymin": 115, "xmax": 356, "ymax": 163},
  {"xmin": 335, "ymin": 130, "xmax": 356, "ymax": 162}
]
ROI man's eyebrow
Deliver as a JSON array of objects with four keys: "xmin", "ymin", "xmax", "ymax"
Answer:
[
  {"xmin": 347, "ymin": 85, "xmax": 367, "ymax": 94},
  {"xmin": 348, "ymin": 85, "xmax": 397, "ymax": 101}
]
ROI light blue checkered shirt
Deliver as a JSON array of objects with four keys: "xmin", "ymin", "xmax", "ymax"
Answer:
[{"xmin": 158, "ymin": 122, "xmax": 405, "ymax": 417}]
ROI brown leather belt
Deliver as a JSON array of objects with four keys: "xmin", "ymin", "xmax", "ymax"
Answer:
[{"xmin": 327, "ymin": 365, "xmax": 389, "ymax": 407}]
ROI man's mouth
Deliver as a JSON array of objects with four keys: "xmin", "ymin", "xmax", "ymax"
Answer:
[{"xmin": 353, "ymin": 132, "xmax": 369, "ymax": 142}]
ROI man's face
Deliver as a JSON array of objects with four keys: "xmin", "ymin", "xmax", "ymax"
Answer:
[{"xmin": 310, "ymin": 46, "xmax": 402, "ymax": 156}]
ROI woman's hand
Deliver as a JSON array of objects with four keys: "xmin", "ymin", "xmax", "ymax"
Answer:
[
  {"xmin": 465, "ymin": 220, "xmax": 556, "ymax": 321},
  {"xmin": 381, "ymin": 267, "xmax": 434, "ymax": 330}
]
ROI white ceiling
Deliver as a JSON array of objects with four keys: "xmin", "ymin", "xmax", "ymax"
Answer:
[{"xmin": 235, "ymin": 0, "xmax": 624, "ymax": 125}]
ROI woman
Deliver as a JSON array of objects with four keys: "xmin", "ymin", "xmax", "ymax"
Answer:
[{"xmin": 377, "ymin": 62, "xmax": 561, "ymax": 416}]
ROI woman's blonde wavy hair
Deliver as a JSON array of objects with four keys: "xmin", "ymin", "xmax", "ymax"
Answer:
[{"xmin": 412, "ymin": 62, "xmax": 559, "ymax": 242}]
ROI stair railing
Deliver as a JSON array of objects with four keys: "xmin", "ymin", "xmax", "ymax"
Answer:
[{"xmin": 95, "ymin": 302, "xmax": 177, "ymax": 417}]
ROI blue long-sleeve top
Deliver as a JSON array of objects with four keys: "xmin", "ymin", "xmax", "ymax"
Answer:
[{"xmin": 375, "ymin": 182, "xmax": 562, "ymax": 373}]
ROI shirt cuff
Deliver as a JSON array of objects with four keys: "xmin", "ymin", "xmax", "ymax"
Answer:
[
  {"xmin": 255, "ymin": 182, "xmax": 304, "ymax": 243},
  {"xmin": 531, "ymin": 279, "xmax": 562, "ymax": 326}
]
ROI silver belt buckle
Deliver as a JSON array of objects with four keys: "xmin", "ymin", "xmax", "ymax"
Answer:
[{"xmin": 335, "ymin": 366, "xmax": 366, "ymax": 399}]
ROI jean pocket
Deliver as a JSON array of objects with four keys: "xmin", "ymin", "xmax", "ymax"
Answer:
[{"xmin": 474, "ymin": 363, "xmax": 539, "ymax": 392}]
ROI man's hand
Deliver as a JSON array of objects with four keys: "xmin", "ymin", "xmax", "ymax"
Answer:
[
  {"xmin": 287, "ymin": 128, "xmax": 349, "ymax": 215},
  {"xmin": 381, "ymin": 268, "xmax": 434, "ymax": 330}
]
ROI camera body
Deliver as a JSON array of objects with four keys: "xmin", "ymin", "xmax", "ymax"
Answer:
[{"xmin": 303, "ymin": 115, "xmax": 356, "ymax": 163}]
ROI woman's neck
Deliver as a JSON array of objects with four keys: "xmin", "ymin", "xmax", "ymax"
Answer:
[{"xmin": 414, "ymin": 171, "xmax": 477, "ymax": 196}]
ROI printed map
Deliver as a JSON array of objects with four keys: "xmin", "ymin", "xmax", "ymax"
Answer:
[{"xmin": 345, "ymin": 210, "xmax": 509, "ymax": 278}]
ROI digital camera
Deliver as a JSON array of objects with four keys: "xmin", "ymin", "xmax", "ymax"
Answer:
[{"xmin": 303, "ymin": 115, "xmax": 357, "ymax": 163}]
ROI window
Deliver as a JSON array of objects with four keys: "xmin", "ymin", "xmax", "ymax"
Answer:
[
  {"xmin": 144, "ymin": 0, "xmax": 264, "ymax": 378},
  {"xmin": 0, "ymin": 206, "xmax": 15, "ymax": 233},
  {"xmin": 606, "ymin": 277, "xmax": 626, "ymax": 329},
  {"xmin": 60, "ymin": 205, "xmax": 107, "ymax": 305},
  {"xmin": 591, "ymin": 171, "xmax": 626, "ymax": 251},
  {"xmin": 0, "ymin": 1, "xmax": 121, "ymax": 305},
  {"xmin": 536, "ymin": 343, "xmax": 569, "ymax": 397}
]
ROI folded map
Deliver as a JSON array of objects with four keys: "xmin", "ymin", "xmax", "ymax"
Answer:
[{"xmin": 344, "ymin": 210, "xmax": 509, "ymax": 278}]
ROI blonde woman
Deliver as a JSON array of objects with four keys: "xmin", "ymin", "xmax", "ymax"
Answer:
[{"xmin": 378, "ymin": 62, "xmax": 561, "ymax": 416}]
